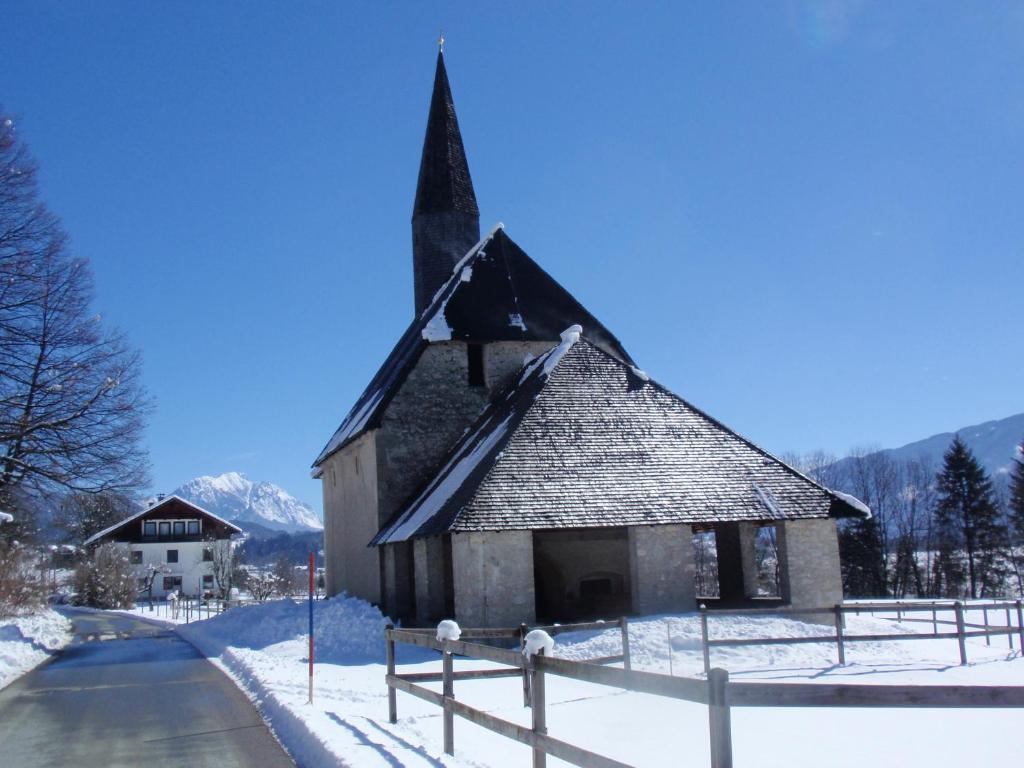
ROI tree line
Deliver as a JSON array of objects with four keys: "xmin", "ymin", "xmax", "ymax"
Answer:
[{"xmin": 795, "ymin": 436, "xmax": 1024, "ymax": 599}]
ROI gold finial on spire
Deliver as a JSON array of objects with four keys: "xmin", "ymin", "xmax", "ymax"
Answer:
[{"xmin": 438, "ymin": 30, "xmax": 445, "ymax": 53}]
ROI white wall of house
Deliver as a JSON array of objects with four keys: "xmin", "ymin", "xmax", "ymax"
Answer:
[{"xmin": 120, "ymin": 541, "xmax": 216, "ymax": 598}]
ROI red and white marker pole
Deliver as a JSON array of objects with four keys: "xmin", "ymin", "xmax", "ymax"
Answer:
[{"xmin": 308, "ymin": 550, "xmax": 315, "ymax": 704}]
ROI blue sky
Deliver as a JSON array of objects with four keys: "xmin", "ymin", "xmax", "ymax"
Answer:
[{"xmin": 3, "ymin": 2, "xmax": 1022, "ymax": 514}]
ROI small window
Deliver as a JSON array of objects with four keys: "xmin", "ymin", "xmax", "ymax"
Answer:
[
  {"xmin": 158, "ymin": 522, "xmax": 171, "ymax": 537},
  {"xmin": 136, "ymin": 577, "xmax": 147, "ymax": 589},
  {"xmin": 166, "ymin": 549, "xmax": 178, "ymax": 564},
  {"xmin": 162, "ymin": 576, "xmax": 182, "ymax": 591},
  {"xmin": 143, "ymin": 522, "xmax": 157, "ymax": 537},
  {"xmin": 203, "ymin": 548, "xmax": 213, "ymax": 562},
  {"xmin": 202, "ymin": 574, "xmax": 214, "ymax": 586},
  {"xmin": 187, "ymin": 520, "xmax": 200, "ymax": 535},
  {"xmin": 173, "ymin": 521, "xmax": 186, "ymax": 536},
  {"xmin": 467, "ymin": 343, "xmax": 485, "ymax": 387},
  {"xmin": 130, "ymin": 551, "xmax": 142, "ymax": 564}
]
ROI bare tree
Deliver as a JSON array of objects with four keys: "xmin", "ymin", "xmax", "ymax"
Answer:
[
  {"xmin": 0, "ymin": 110, "xmax": 151, "ymax": 514},
  {"xmin": 53, "ymin": 491, "xmax": 136, "ymax": 545},
  {"xmin": 209, "ymin": 539, "xmax": 237, "ymax": 599},
  {"xmin": 138, "ymin": 562, "xmax": 170, "ymax": 606},
  {"xmin": 244, "ymin": 568, "xmax": 279, "ymax": 602},
  {"xmin": 74, "ymin": 542, "xmax": 136, "ymax": 608},
  {"xmin": 0, "ymin": 539, "xmax": 45, "ymax": 616}
]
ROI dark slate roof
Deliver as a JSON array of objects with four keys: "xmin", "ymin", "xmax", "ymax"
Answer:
[
  {"xmin": 311, "ymin": 227, "xmax": 635, "ymax": 468},
  {"xmin": 413, "ymin": 52, "xmax": 479, "ymax": 218},
  {"xmin": 372, "ymin": 334, "xmax": 870, "ymax": 544}
]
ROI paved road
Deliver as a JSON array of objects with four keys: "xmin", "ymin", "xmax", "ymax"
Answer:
[{"xmin": 0, "ymin": 610, "xmax": 295, "ymax": 767}]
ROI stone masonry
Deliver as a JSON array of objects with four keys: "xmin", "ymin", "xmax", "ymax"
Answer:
[
  {"xmin": 628, "ymin": 524, "xmax": 696, "ymax": 614},
  {"xmin": 777, "ymin": 518, "xmax": 843, "ymax": 615},
  {"xmin": 452, "ymin": 530, "xmax": 535, "ymax": 627}
]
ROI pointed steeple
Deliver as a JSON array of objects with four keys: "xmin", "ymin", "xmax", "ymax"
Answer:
[{"xmin": 412, "ymin": 51, "xmax": 481, "ymax": 316}]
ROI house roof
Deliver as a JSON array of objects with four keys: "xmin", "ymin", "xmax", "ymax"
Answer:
[
  {"xmin": 312, "ymin": 226, "xmax": 635, "ymax": 469},
  {"xmin": 413, "ymin": 51, "xmax": 479, "ymax": 218},
  {"xmin": 84, "ymin": 495, "xmax": 242, "ymax": 545},
  {"xmin": 372, "ymin": 331, "xmax": 870, "ymax": 544}
]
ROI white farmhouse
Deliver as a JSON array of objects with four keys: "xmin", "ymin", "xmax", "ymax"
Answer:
[{"xmin": 85, "ymin": 495, "xmax": 241, "ymax": 598}]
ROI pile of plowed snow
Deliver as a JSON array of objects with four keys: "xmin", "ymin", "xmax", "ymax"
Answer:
[{"xmin": 0, "ymin": 609, "xmax": 73, "ymax": 689}]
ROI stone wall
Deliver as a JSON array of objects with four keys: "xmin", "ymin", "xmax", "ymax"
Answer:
[
  {"xmin": 451, "ymin": 531, "xmax": 535, "ymax": 627},
  {"xmin": 484, "ymin": 341, "xmax": 558, "ymax": 397},
  {"xmin": 376, "ymin": 343, "xmax": 491, "ymax": 525},
  {"xmin": 777, "ymin": 518, "xmax": 843, "ymax": 614},
  {"xmin": 413, "ymin": 536, "xmax": 448, "ymax": 625},
  {"xmin": 628, "ymin": 524, "xmax": 696, "ymax": 614},
  {"xmin": 320, "ymin": 431, "xmax": 381, "ymax": 603}
]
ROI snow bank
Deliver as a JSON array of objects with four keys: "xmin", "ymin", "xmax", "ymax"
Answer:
[
  {"xmin": 179, "ymin": 594, "xmax": 391, "ymax": 664},
  {"xmin": 0, "ymin": 609, "xmax": 73, "ymax": 689}
]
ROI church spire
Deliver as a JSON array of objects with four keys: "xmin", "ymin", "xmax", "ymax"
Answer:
[{"xmin": 412, "ymin": 50, "xmax": 481, "ymax": 316}]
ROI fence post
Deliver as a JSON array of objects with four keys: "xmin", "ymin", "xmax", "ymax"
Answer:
[
  {"xmin": 954, "ymin": 601, "xmax": 967, "ymax": 665},
  {"xmin": 1017, "ymin": 600, "xmax": 1024, "ymax": 653},
  {"xmin": 385, "ymin": 624, "xmax": 397, "ymax": 724},
  {"xmin": 620, "ymin": 616, "xmax": 632, "ymax": 672},
  {"xmin": 983, "ymin": 607, "xmax": 990, "ymax": 646},
  {"xmin": 531, "ymin": 649, "xmax": 547, "ymax": 768},
  {"xmin": 707, "ymin": 667, "xmax": 733, "ymax": 768},
  {"xmin": 443, "ymin": 641, "xmax": 454, "ymax": 756},
  {"xmin": 932, "ymin": 608, "xmax": 938, "ymax": 636},
  {"xmin": 1007, "ymin": 606, "xmax": 1013, "ymax": 650},
  {"xmin": 833, "ymin": 604, "xmax": 846, "ymax": 666},
  {"xmin": 520, "ymin": 623, "xmax": 531, "ymax": 707},
  {"xmin": 700, "ymin": 605, "xmax": 711, "ymax": 677}
]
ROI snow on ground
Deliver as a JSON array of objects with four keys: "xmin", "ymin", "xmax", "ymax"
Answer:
[
  {"xmin": 0, "ymin": 609, "xmax": 73, "ymax": 689},
  {"xmin": 157, "ymin": 596, "xmax": 1024, "ymax": 768}
]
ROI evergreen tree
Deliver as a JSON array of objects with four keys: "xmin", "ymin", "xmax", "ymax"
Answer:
[
  {"xmin": 1010, "ymin": 439, "xmax": 1024, "ymax": 544},
  {"xmin": 933, "ymin": 437, "xmax": 1003, "ymax": 598},
  {"xmin": 838, "ymin": 517, "xmax": 887, "ymax": 597}
]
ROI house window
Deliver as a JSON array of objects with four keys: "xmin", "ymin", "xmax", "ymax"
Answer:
[
  {"xmin": 173, "ymin": 521, "xmax": 186, "ymax": 536},
  {"xmin": 187, "ymin": 520, "xmax": 200, "ymax": 535},
  {"xmin": 130, "ymin": 551, "xmax": 142, "ymax": 564},
  {"xmin": 202, "ymin": 574, "xmax": 214, "ymax": 586},
  {"xmin": 158, "ymin": 522, "xmax": 171, "ymax": 537},
  {"xmin": 166, "ymin": 549, "xmax": 178, "ymax": 564},
  {"xmin": 143, "ymin": 522, "xmax": 157, "ymax": 537},
  {"xmin": 467, "ymin": 343, "xmax": 485, "ymax": 387},
  {"xmin": 162, "ymin": 576, "xmax": 182, "ymax": 591},
  {"xmin": 203, "ymin": 548, "xmax": 213, "ymax": 562}
]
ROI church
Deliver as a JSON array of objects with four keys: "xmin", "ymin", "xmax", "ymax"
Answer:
[{"xmin": 312, "ymin": 51, "xmax": 868, "ymax": 628}]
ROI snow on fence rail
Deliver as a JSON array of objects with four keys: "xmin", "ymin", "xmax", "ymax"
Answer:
[
  {"xmin": 698, "ymin": 599, "xmax": 1024, "ymax": 674},
  {"xmin": 386, "ymin": 607, "xmax": 1024, "ymax": 768}
]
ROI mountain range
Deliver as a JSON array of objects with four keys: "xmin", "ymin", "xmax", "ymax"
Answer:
[
  {"xmin": 829, "ymin": 412, "xmax": 1023, "ymax": 485},
  {"xmin": 171, "ymin": 472, "xmax": 322, "ymax": 534}
]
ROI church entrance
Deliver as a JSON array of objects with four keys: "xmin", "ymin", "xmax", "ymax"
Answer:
[{"xmin": 533, "ymin": 528, "xmax": 633, "ymax": 622}]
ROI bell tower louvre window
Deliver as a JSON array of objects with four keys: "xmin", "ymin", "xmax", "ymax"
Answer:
[{"xmin": 467, "ymin": 343, "xmax": 485, "ymax": 387}]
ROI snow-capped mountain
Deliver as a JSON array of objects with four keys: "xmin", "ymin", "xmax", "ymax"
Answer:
[{"xmin": 171, "ymin": 472, "xmax": 322, "ymax": 533}]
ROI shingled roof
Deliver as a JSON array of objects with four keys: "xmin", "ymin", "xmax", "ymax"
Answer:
[
  {"xmin": 312, "ymin": 227, "xmax": 635, "ymax": 469},
  {"xmin": 372, "ymin": 330, "xmax": 869, "ymax": 544},
  {"xmin": 413, "ymin": 51, "xmax": 478, "ymax": 218}
]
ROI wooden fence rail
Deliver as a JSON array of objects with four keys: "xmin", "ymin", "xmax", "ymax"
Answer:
[
  {"xmin": 385, "ymin": 602, "xmax": 1024, "ymax": 768},
  {"xmin": 699, "ymin": 599, "xmax": 1024, "ymax": 674}
]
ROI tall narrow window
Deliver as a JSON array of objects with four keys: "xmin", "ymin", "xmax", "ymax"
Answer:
[{"xmin": 467, "ymin": 343, "xmax": 485, "ymax": 387}]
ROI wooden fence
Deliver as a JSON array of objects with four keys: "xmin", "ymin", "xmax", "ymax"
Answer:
[
  {"xmin": 386, "ymin": 603, "xmax": 1024, "ymax": 768},
  {"xmin": 699, "ymin": 599, "xmax": 1024, "ymax": 674}
]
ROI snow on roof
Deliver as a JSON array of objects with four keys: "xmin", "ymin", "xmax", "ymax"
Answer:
[
  {"xmin": 828, "ymin": 489, "xmax": 872, "ymax": 518},
  {"xmin": 84, "ymin": 494, "xmax": 242, "ymax": 545}
]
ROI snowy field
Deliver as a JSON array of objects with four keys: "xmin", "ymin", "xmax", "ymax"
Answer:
[
  {"xmin": 0, "ymin": 609, "xmax": 73, "ymax": 690},
  {"xmin": 131, "ymin": 596, "xmax": 1024, "ymax": 768}
]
